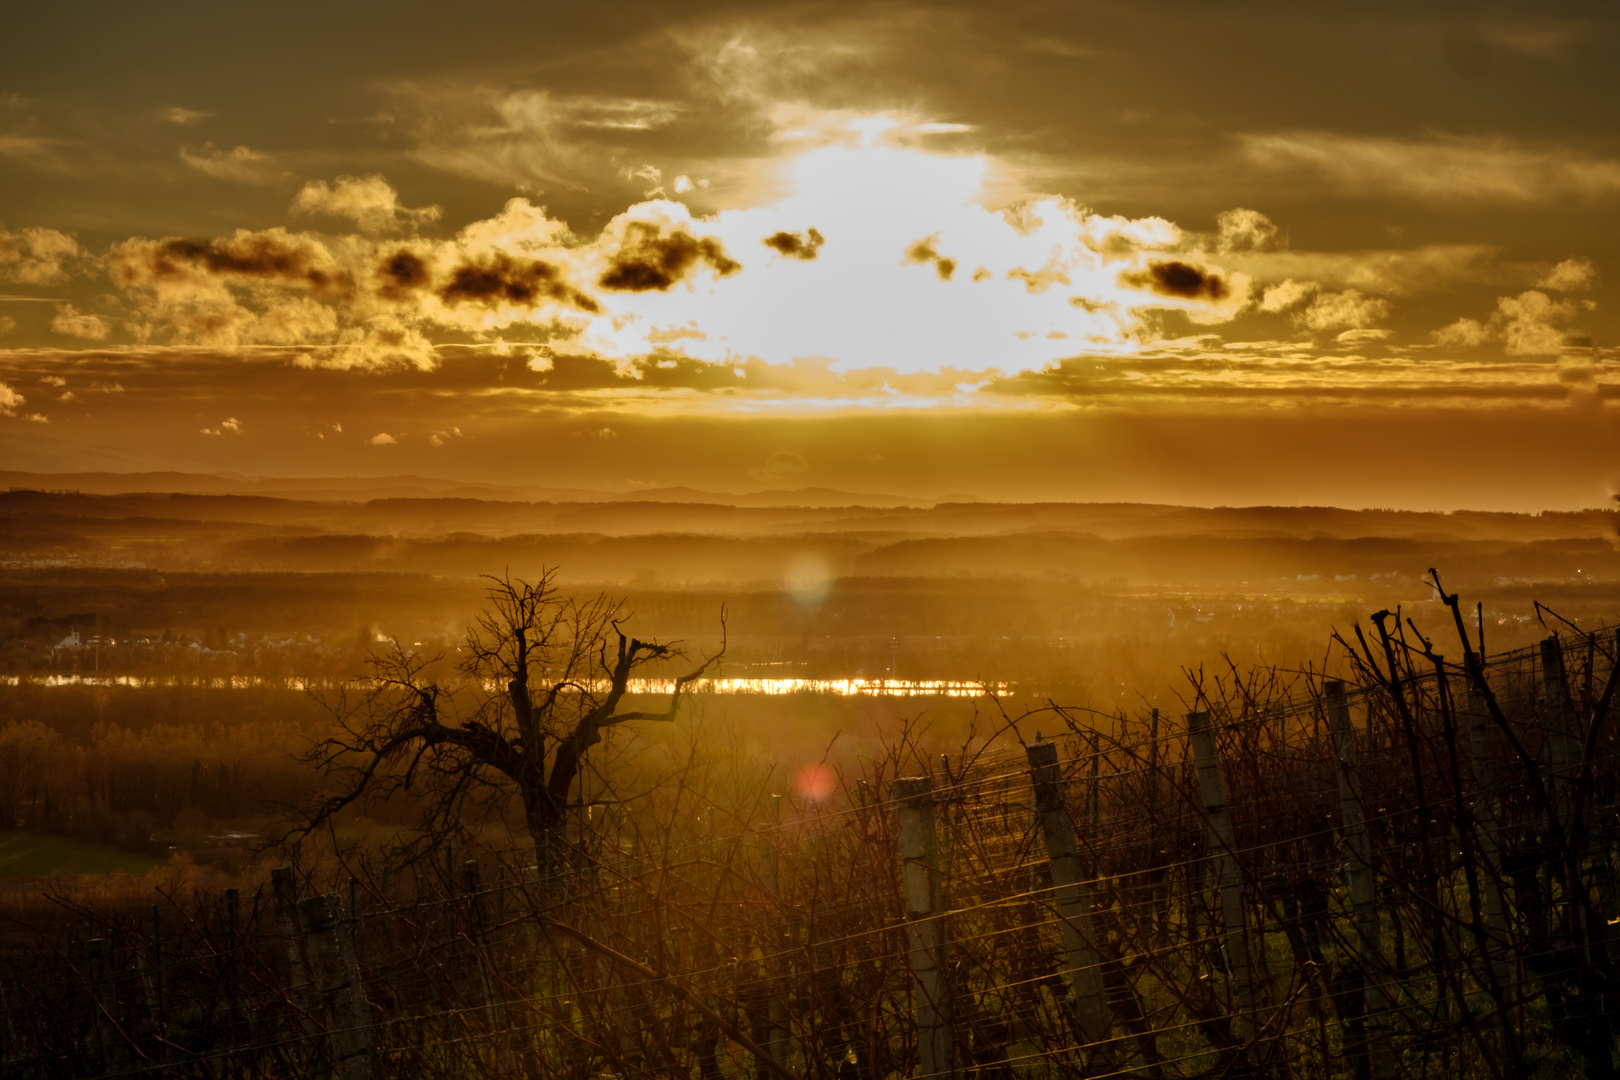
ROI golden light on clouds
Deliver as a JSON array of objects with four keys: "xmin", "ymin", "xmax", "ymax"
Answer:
[
  {"xmin": 7, "ymin": 125, "xmax": 1258, "ymax": 380},
  {"xmin": 0, "ymin": 5, "xmax": 1616, "ymax": 507}
]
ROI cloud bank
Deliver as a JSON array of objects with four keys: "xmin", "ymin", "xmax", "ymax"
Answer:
[{"xmin": 0, "ymin": 116, "xmax": 1605, "ymax": 398}]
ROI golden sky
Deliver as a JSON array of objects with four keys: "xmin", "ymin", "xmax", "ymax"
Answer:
[{"xmin": 1, "ymin": 2, "xmax": 1617, "ymax": 509}]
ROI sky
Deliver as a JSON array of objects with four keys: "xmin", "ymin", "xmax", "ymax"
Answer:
[{"xmin": 1, "ymin": 0, "xmax": 1618, "ymax": 510}]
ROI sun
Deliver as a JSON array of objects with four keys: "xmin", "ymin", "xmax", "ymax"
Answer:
[{"xmin": 562, "ymin": 114, "xmax": 1177, "ymax": 386}]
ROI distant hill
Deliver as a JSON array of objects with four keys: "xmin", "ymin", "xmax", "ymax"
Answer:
[
  {"xmin": 621, "ymin": 486, "xmax": 939, "ymax": 508},
  {"xmin": 0, "ymin": 471, "xmax": 958, "ymax": 508},
  {"xmin": 2, "ymin": 485, "xmax": 1618, "ymax": 591},
  {"xmin": 0, "ymin": 469, "xmax": 609, "ymax": 503}
]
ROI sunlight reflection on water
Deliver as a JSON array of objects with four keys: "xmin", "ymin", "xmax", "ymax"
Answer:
[{"xmin": 5, "ymin": 674, "xmax": 1007, "ymax": 697}]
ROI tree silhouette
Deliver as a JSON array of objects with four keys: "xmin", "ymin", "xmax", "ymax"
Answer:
[{"xmin": 294, "ymin": 570, "xmax": 724, "ymax": 854}]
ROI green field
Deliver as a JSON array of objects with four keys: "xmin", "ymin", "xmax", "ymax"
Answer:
[{"xmin": 0, "ymin": 832, "xmax": 163, "ymax": 877}]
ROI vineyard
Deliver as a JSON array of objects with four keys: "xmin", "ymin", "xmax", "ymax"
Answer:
[{"xmin": 4, "ymin": 599, "xmax": 1619, "ymax": 1080}]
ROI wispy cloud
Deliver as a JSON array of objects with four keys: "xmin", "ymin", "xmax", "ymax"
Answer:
[
  {"xmin": 1222, "ymin": 244, "xmax": 1501, "ymax": 296},
  {"xmin": 164, "ymin": 107, "xmax": 213, "ymax": 125},
  {"xmin": 0, "ymin": 134, "xmax": 73, "ymax": 173},
  {"xmin": 386, "ymin": 82, "xmax": 683, "ymax": 192},
  {"xmin": 1241, "ymin": 132, "xmax": 1620, "ymax": 203},
  {"xmin": 180, "ymin": 142, "xmax": 284, "ymax": 184},
  {"xmin": 1477, "ymin": 14, "xmax": 1583, "ymax": 59}
]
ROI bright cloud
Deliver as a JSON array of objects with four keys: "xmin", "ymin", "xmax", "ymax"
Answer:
[
  {"xmin": 1434, "ymin": 289, "xmax": 1584, "ymax": 355},
  {"xmin": 290, "ymin": 175, "xmax": 443, "ymax": 234},
  {"xmin": 1216, "ymin": 208, "xmax": 1283, "ymax": 253},
  {"xmin": 1, "ymin": 225, "xmax": 81, "ymax": 285},
  {"xmin": 1434, "ymin": 317, "xmax": 1491, "ymax": 349},
  {"xmin": 1259, "ymin": 279, "xmax": 1314, "ymax": 313},
  {"xmin": 1296, "ymin": 289, "xmax": 1390, "ymax": 332},
  {"xmin": 1538, "ymin": 257, "xmax": 1598, "ymax": 293},
  {"xmin": 50, "ymin": 303, "xmax": 110, "ymax": 340},
  {"xmin": 1496, "ymin": 291, "xmax": 1579, "ymax": 355}
]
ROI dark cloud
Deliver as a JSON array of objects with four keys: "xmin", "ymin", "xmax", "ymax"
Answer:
[
  {"xmin": 599, "ymin": 222, "xmax": 741, "ymax": 292},
  {"xmin": 136, "ymin": 235, "xmax": 356, "ymax": 300},
  {"xmin": 763, "ymin": 227, "xmax": 825, "ymax": 261},
  {"xmin": 377, "ymin": 249, "xmax": 430, "ymax": 301},
  {"xmin": 904, "ymin": 236, "xmax": 955, "ymax": 281},
  {"xmin": 1120, "ymin": 260, "xmax": 1228, "ymax": 300},
  {"xmin": 440, "ymin": 253, "xmax": 600, "ymax": 312}
]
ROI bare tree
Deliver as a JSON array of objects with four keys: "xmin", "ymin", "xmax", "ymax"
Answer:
[{"xmin": 294, "ymin": 570, "xmax": 724, "ymax": 853}]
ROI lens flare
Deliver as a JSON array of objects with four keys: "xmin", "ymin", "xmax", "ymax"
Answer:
[
  {"xmin": 785, "ymin": 552, "xmax": 833, "ymax": 605},
  {"xmin": 792, "ymin": 764, "xmax": 838, "ymax": 802}
]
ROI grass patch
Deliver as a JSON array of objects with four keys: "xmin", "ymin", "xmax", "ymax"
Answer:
[{"xmin": 0, "ymin": 831, "xmax": 163, "ymax": 877}]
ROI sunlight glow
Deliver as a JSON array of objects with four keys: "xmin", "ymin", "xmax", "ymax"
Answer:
[
  {"xmin": 557, "ymin": 115, "xmax": 1225, "ymax": 377},
  {"xmin": 7, "ymin": 674, "xmax": 1012, "ymax": 697}
]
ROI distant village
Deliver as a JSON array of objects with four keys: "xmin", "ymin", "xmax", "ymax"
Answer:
[{"xmin": 3, "ymin": 618, "xmax": 375, "ymax": 678}]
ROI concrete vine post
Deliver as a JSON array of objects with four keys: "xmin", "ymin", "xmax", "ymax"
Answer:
[
  {"xmin": 756, "ymin": 793, "xmax": 789, "ymax": 1080},
  {"xmin": 296, "ymin": 892, "xmax": 378, "ymax": 1080},
  {"xmin": 464, "ymin": 859, "xmax": 515, "ymax": 1075},
  {"xmin": 1186, "ymin": 710, "xmax": 1262, "ymax": 1061},
  {"xmin": 1025, "ymin": 740, "xmax": 1112, "ymax": 1059},
  {"xmin": 272, "ymin": 867, "xmax": 324, "ymax": 1069},
  {"xmin": 1325, "ymin": 682, "xmax": 1397, "ymax": 1080},
  {"xmin": 896, "ymin": 776, "xmax": 956, "ymax": 1079},
  {"xmin": 1540, "ymin": 636, "xmax": 1582, "ymax": 833},
  {"xmin": 1463, "ymin": 680, "xmax": 1516, "ymax": 1004},
  {"xmin": 87, "ymin": 938, "xmax": 131, "ymax": 1080}
]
